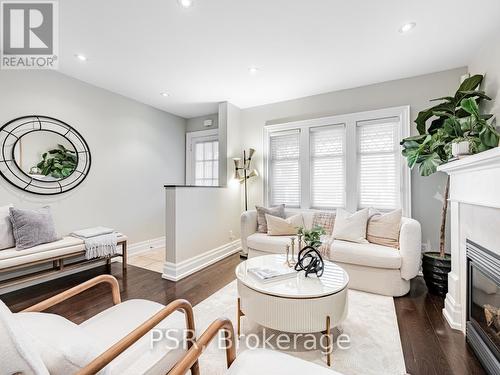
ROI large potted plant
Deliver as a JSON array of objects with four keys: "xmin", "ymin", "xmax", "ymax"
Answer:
[{"xmin": 400, "ymin": 74, "xmax": 499, "ymax": 296}]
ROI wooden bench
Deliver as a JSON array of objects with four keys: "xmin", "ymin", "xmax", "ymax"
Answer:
[{"xmin": 0, "ymin": 235, "xmax": 127, "ymax": 290}]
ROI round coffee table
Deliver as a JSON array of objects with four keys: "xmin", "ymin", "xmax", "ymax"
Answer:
[{"xmin": 235, "ymin": 254, "xmax": 349, "ymax": 366}]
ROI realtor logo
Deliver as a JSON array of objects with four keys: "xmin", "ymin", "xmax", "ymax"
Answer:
[{"xmin": 1, "ymin": 1, "xmax": 58, "ymax": 69}]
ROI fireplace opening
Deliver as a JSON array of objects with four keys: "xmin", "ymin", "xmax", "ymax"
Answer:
[{"xmin": 467, "ymin": 240, "xmax": 500, "ymax": 375}]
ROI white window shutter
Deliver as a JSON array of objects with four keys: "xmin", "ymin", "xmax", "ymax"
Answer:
[
  {"xmin": 269, "ymin": 130, "xmax": 301, "ymax": 207},
  {"xmin": 357, "ymin": 118, "xmax": 400, "ymax": 210},
  {"xmin": 310, "ymin": 125, "xmax": 345, "ymax": 209}
]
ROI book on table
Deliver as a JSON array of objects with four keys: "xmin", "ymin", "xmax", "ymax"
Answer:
[{"xmin": 247, "ymin": 267, "xmax": 297, "ymax": 283}]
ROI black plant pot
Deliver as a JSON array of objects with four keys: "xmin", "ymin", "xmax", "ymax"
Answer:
[{"xmin": 422, "ymin": 252, "xmax": 451, "ymax": 297}]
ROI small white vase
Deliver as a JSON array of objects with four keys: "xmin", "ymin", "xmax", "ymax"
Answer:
[{"xmin": 451, "ymin": 141, "xmax": 471, "ymax": 157}]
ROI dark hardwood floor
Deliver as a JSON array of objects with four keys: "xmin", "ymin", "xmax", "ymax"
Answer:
[
  {"xmin": 394, "ymin": 277, "xmax": 485, "ymax": 375},
  {"xmin": 1, "ymin": 254, "xmax": 485, "ymax": 375}
]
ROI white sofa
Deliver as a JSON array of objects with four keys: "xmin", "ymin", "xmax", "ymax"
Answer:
[{"xmin": 241, "ymin": 209, "xmax": 422, "ymax": 297}]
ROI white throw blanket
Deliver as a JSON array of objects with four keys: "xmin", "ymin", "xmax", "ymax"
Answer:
[{"xmin": 71, "ymin": 227, "xmax": 118, "ymax": 259}]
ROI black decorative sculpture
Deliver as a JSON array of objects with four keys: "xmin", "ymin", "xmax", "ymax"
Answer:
[{"xmin": 294, "ymin": 246, "xmax": 325, "ymax": 277}]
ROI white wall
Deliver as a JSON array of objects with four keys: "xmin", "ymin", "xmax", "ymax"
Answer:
[
  {"xmin": 0, "ymin": 70, "xmax": 186, "ymax": 244},
  {"xmin": 163, "ymin": 103, "xmax": 242, "ymax": 279},
  {"xmin": 186, "ymin": 113, "xmax": 218, "ymax": 133},
  {"xmin": 239, "ymin": 67, "xmax": 468, "ymax": 253},
  {"xmin": 468, "ymin": 31, "xmax": 500, "ymax": 121},
  {"xmin": 166, "ymin": 186, "xmax": 240, "ymax": 264}
]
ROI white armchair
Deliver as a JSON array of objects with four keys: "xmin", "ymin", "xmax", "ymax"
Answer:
[
  {"xmin": 169, "ymin": 318, "xmax": 343, "ymax": 375},
  {"xmin": 0, "ymin": 275, "xmax": 199, "ymax": 375}
]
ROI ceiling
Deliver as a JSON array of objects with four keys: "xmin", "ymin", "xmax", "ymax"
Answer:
[{"xmin": 59, "ymin": 0, "xmax": 500, "ymax": 118}]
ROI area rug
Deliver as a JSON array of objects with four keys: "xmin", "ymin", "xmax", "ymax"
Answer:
[{"xmin": 192, "ymin": 280, "xmax": 407, "ymax": 375}]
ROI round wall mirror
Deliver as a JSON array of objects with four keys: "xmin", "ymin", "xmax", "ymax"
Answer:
[
  {"xmin": 0, "ymin": 116, "xmax": 91, "ymax": 195},
  {"xmin": 13, "ymin": 130, "xmax": 78, "ymax": 182}
]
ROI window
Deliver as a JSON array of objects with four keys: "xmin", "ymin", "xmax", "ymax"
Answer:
[
  {"xmin": 264, "ymin": 106, "xmax": 410, "ymax": 215},
  {"xmin": 269, "ymin": 130, "xmax": 300, "ymax": 207},
  {"xmin": 357, "ymin": 118, "xmax": 400, "ymax": 210},
  {"xmin": 194, "ymin": 140, "xmax": 219, "ymax": 186},
  {"xmin": 186, "ymin": 130, "xmax": 219, "ymax": 186},
  {"xmin": 310, "ymin": 125, "xmax": 345, "ymax": 209}
]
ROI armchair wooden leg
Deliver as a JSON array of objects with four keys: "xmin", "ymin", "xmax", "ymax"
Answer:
[{"xmin": 169, "ymin": 318, "xmax": 236, "ymax": 375}]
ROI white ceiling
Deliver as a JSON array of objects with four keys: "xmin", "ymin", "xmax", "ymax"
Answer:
[{"xmin": 59, "ymin": 0, "xmax": 500, "ymax": 118}]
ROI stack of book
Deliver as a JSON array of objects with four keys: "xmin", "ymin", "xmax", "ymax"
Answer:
[{"xmin": 247, "ymin": 267, "xmax": 296, "ymax": 283}]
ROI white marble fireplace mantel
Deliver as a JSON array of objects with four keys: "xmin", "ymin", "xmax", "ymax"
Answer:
[{"xmin": 438, "ymin": 147, "xmax": 500, "ymax": 332}]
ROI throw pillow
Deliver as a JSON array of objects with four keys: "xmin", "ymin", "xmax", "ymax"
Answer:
[
  {"xmin": 367, "ymin": 209, "xmax": 402, "ymax": 249},
  {"xmin": 333, "ymin": 208, "xmax": 369, "ymax": 243},
  {"xmin": 312, "ymin": 212, "xmax": 335, "ymax": 235},
  {"xmin": 16, "ymin": 311, "xmax": 106, "ymax": 375},
  {"xmin": 0, "ymin": 204, "xmax": 15, "ymax": 250},
  {"xmin": 266, "ymin": 214, "xmax": 304, "ymax": 236},
  {"xmin": 9, "ymin": 207, "xmax": 59, "ymax": 250},
  {"xmin": 255, "ymin": 204, "xmax": 285, "ymax": 233},
  {"xmin": 0, "ymin": 300, "xmax": 49, "ymax": 375}
]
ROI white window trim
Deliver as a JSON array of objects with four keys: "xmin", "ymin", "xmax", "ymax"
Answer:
[
  {"xmin": 263, "ymin": 106, "xmax": 411, "ymax": 217},
  {"xmin": 185, "ymin": 129, "xmax": 219, "ymax": 185}
]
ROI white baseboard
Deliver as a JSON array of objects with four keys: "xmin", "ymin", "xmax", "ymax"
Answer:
[
  {"xmin": 162, "ymin": 240, "xmax": 241, "ymax": 282},
  {"xmin": 127, "ymin": 236, "xmax": 165, "ymax": 256},
  {"xmin": 443, "ymin": 293, "xmax": 464, "ymax": 332}
]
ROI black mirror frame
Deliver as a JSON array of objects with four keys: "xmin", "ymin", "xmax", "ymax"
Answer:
[{"xmin": 0, "ymin": 115, "xmax": 91, "ymax": 195}]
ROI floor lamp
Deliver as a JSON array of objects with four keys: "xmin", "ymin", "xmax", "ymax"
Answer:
[{"xmin": 233, "ymin": 148, "xmax": 258, "ymax": 211}]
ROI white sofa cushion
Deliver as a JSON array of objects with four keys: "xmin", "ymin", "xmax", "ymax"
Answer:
[
  {"xmin": 255, "ymin": 204, "xmax": 285, "ymax": 233},
  {"xmin": 0, "ymin": 237, "xmax": 86, "ymax": 270},
  {"xmin": 16, "ymin": 311, "xmax": 106, "ymax": 375},
  {"xmin": 0, "ymin": 300, "xmax": 49, "ymax": 375},
  {"xmin": 0, "ymin": 204, "xmax": 15, "ymax": 250},
  {"xmin": 247, "ymin": 233, "xmax": 293, "ymax": 254},
  {"xmin": 333, "ymin": 208, "xmax": 369, "ymax": 243},
  {"xmin": 0, "ymin": 236, "xmax": 84, "ymax": 260},
  {"xmin": 367, "ymin": 209, "xmax": 402, "ymax": 249},
  {"xmin": 80, "ymin": 299, "xmax": 186, "ymax": 375},
  {"xmin": 331, "ymin": 240, "xmax": 402, "ymax": 269},
  {"xmin": 226, "ymin": 348, "xmax": 343, "ymax": 375},
  {"xmin": 266, "ymin": 214, "xmax": 303, "ymax": 236}
]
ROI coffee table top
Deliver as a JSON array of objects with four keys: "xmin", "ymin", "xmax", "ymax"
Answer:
[{"xmin": 236, "ymin": 254, "xmax": 349, "ymax": 298}]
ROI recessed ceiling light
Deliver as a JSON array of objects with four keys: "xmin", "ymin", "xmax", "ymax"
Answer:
[
  {"xmin": 399, "ymin": 22, "xmax": 416, "ymax": 34},
  {"xmin": 248, "ymin": 67, "xmax": 260, "ymax": 74},
  {"xmin": 178, "ymin": 0, "xmax": 193, "ymax": 8},
  {"xmin": 74, "ymin": 54, "xmax": 87, "ymax": 62},
  {"xmin": 160, "ymin": 92, "xmax": 170, "ymax": 97}
]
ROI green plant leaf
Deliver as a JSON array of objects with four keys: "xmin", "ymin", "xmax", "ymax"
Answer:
[
  {"xmin": 456, "ymin": 90, "xmax": 491, "ymax": 102},
  {"xmin": 479, "ymin": 126, "xmax": 500, "ymax": 147},
  {"xmin": 428, "ymin": 117, "xmax": 444, "ymax": 134},
  {"xmin": 405, "ymin": 149, "xmax": 420, "ymax": 169},
  {"xmin": 415, "ymin": 109, "xmax": 433, "ymax": 135},
  {"xmin": 418, "ymin": 153, "xmax": 442, "ymax": 176},
  {"xmin": 443, "ymin": 117, "xmax": 462, "ymax": 137},
  {"xmin": 430, "ymin": 96, "xmax": 454, "ymax": 102},
  {"xmin": 457, "ymin": 74, "xmax": 483, "ymax": 93},
  {"xmin": 460, "ymin": 98, "xmax": 480, "ymax": 118}
]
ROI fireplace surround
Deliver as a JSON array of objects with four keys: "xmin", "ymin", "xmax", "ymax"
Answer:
[{"xmin": 466, "ymin": 240, "xmax": 500, "ymax": 375}]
